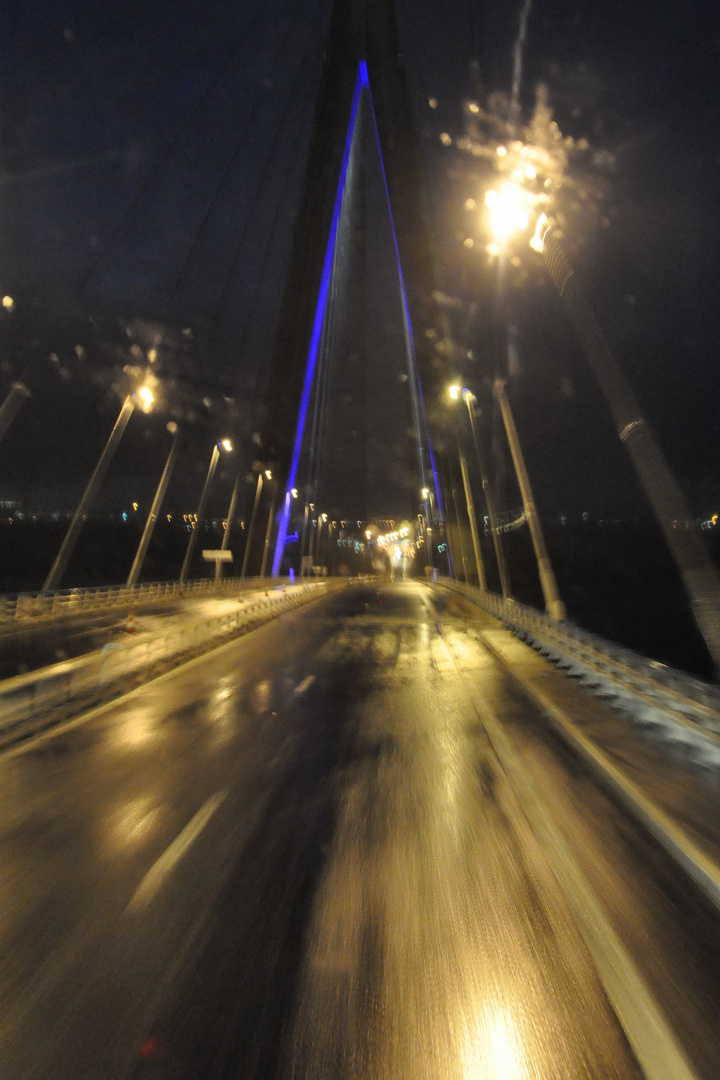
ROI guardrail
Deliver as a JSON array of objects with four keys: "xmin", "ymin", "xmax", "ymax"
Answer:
[
  {"xmin": 436, "ymin": 577, "xmax": 720, "ymax": 763},
  {"xmin": 0, "ymin": 580, "xmax": 345, "ymax": 746},
  {"xmin": 0, "ymin": 575, "xmax": 307, "ymax": 625}
]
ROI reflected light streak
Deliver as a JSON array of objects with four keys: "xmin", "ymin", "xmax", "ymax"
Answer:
[
  {"xmin": 105, "ymin": 796, "xmax": 161, "ymax": 853},
  {"xmin": 107, "ymin": 706, "xmax": 162, "ymax": 751},
  {"xmin": 462, "ymin": 1007, "xmax": 526, "ymax": 1080}
]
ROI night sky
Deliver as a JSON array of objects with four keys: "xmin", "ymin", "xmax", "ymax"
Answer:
[{"xmin": 1, "ymin": 0, "xmax": 720, "ymax": 530}]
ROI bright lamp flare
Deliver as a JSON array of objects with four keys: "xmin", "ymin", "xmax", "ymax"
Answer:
[
  {"xmin": 485, "ymin": 184, "xmax": 530, "ymax": 242},
  {"xmin": 138, "ymin": 385, "xmax": 154, "ymax": 405},
  {"xmin": 221, "ymin": 439, "xmax": 233, "ymax": 452},
  {"xmin": 448, "ymin": 384, "xmax": 462, "ymax": 401}
]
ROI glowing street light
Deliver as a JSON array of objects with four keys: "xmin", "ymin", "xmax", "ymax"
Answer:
[{"xmin": 485, "ymin": 184, "xmax": 531, "ymax": 245}]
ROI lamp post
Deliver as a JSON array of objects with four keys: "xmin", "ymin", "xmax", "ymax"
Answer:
[
  {"xmin": 421, "ymin": 487, "xmax": 436, "ymax": 570},
  {"xmin": 240, "ymin": 467, "xmax": 271, "ymax": 579},
  {"xmin": 0, "ymin": 381, "xmax": 31, "ymax": 444},
  {"xmin": 216, "ymin": 469, "xmax": 242, "ymax": 581},
  {"xmin": 450, "ymin": 485, "xmax": 470, "ymax": 582},
  {"xmin": 260, "ymin": 475, "xmax": 278, "ymax": 579},
  {"xmin": 447, "ymin": 387, "xmax": 486, "ymax": 591},
  {"xmin": 457, "ymin": 388, "xmax": 511, "ymax": 598},
  {"xmin": 44, "ymin": 384, "xmax": 154, "ymax": 592},
  {"xmin": 300, "ymin": 500, "xmax": 314, "ymax": 579},
  {"xmin": 533, "ymin": 215, "xmax": 720, "ymax": 667},
  {"xmin": 493, "ymin": 378, "xmax": 566, "ymax": 620},
  {"xmin": 127, "ymin": 422, "xmax": 179, "ymax": 587},
  {"xmin": 179, "ymin": 438, "xmax": 233, "ymax": 583}
]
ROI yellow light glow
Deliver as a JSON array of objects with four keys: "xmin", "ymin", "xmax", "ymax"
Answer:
[
  {"xmin": 485, "ymin": 184, "xmax": 530, "ymax": 243},
  {"xmin": 132, "ymin": 502, "xmax": 138, "ymax": 512},
  {"xmin": 138, "ymin": 384, "xmax": 154, "ymax": 405},
  {"xmin": 448, "ymin": 384, "xmax": 462, "ymax": 401},
  {"xmin": 496, "ymin": 145, "xmax": 507, "ymax": 157},
  {"xmin": 291, "ymin": 488, "xmax": 298, "ymax": 498},
  {"xmin": 421, "ymin": 488, "xmax": 430, "ymax": 499},
  {"xmin": 264, "ymin": 468, "xmax": 272, "ymax": 479},
  {"xmin": 2, "ymin": 295, "xmax": 14, "ymax": 310},
  {"xmin": 468, "ymin": 102, "xmax": 479, "ymax": 114},
  {"xmin": 530, "ymin": 212, "xmax": 551, "ymax": 253},
  {"xmin": 464, "ymin": 198, "xmax": 477, "ymax": 210},
  {"xmin": 524, "ymin": 164, "xmax": 537, "ymax": 179},
  {"xmin": 221, "ymin": 439, "xmax": 233, "ymax": 452}
]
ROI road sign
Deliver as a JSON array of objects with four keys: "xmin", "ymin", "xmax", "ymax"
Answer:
[{"xmin": 202, "ymin": 549, "xmax": 232, "ymax": 561}]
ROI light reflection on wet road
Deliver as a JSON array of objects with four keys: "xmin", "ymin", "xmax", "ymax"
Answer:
[{"xmin": 0, "ymin": 581, "xmax": 715, "ymax": 1077}]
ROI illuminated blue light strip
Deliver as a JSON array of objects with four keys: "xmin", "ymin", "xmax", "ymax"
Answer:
[
  {"xmin": 362, "ymin": 64, "xmax": 445, "ymax": 519},
  {"xmin": 272, "ymin": 68, "xmax": 365, "ymax": 575}
]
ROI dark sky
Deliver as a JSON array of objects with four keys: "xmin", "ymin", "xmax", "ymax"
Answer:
[{"xmin": 1, "ymin": 0, "xmax": 720, "ymax": 527}]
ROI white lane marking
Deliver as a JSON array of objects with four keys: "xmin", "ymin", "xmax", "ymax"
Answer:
[
  {"xmin": 294, "ymin": 675, "xmax": 315, "ymax": 697},
  {"xmin": 126, "ymin": 790, "xmax": 227, "ymax": 913}
]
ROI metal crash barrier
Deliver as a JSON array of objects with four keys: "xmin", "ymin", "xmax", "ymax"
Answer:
[{"xmin": 0, "ymin": 580, "xmax": 345, "ymax": 742}]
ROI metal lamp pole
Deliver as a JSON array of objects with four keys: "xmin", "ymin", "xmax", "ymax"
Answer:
[
  {"xmin": 462, "ymin": 390, "xmax": 511, "ymax": 598},
  {"xmin": 260, "ymin": 479, "xmax": 278, "ymax": 579},
  {"xmin": 127, "ymin": 422, "xmax": 179, "ymax": 587},
  {"xmin": 494, "ymin": 378, "xmax": 566, "ymax": 620},
  {"xmin": 240, "ymin": 469, "xmax": 270, "ymax": 579},
  {"xmin": 180, "ymin": 439, "xmax": 232, "ymax": 583},
  {"xmin": 216, "ymin": 470, "xmax": 242, "ymax": 581},
  {"xmin": 537, "ymin": 218, "xmax": 720, "ymax": 667},
  {"xmin": 44, "ymin": 388, "xmax": 151, "ymax": 592},
  {"xmin": 0, "ymin": 381, "xmax": 31, "ymax": 444}
]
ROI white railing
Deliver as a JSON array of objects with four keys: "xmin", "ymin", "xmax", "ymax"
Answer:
[
  {"xmin": 436, "ymin": 577, "xmax": 720, "ymax": 757},
  {"xmin": 0, "ymin": 580, "xmax": 344, "ymax": 742},
  {"xmin": 0, "ymin": 576, "xmax": 300, "ymax": 624}
]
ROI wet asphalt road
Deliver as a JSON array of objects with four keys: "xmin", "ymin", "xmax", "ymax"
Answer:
[{"xmin": 2, "ymin": 581, "xmax": 717, "ymax": 1078}]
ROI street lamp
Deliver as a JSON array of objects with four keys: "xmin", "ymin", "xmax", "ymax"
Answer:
[
  {"xmin": 493, "ymin": 378, "xmax": 565, "ymax": 620},
  {"xmin": 447, "ymin": 384, "xmax": 486, "ymax": 591},
  {"xmin": 420, "ymin": 486, "xmax": 436, "ymax": 571},
  {"xmin": 179, "ymin": 437, "xmax": 233, "ymax": 583},
  {"xmin": 530, "ymin": 213, "xmax": 720, "ymax": 665},
  {"xmin": 478, "ymin": 193, "xmax": 568, "ymax": 619},
  {"xmin": 127, "ymin": 422, "xmax": 179, "ymax": 587},
  {"xmin": 260, "ymin": 472, "xmax": 278, "ymax": 579},
  {"xmin": 0, "ymin": 381, "xmax": 31, "ymax": 445},
  {"xmin": 459, "ymin": 388, "xmax": 511, "ymax": 599},
  {"xmin": 44, "ymin": 383, "xmax": 154, "ymax": 592}
]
